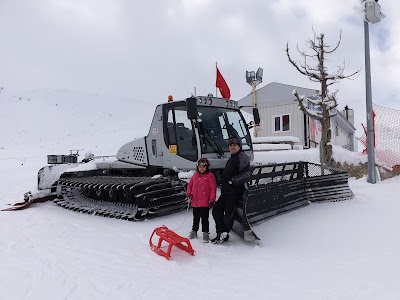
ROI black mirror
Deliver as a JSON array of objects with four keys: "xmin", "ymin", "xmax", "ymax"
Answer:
[
  {"xmin": 186, "ymin": 97, "xmax": 198, "ymax": 120},
  {"xmin": 253, "ymin": 107, "xmax": 260, "ymax": 125}
]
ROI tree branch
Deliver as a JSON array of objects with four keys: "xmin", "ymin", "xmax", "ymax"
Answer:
[
  {"xmin": 325, "ymin": 30, "xmax": 342, "ymax": 54},
  {"xmin": 293, "ymin": 89, "xmax": 323, "ymax": 121}
]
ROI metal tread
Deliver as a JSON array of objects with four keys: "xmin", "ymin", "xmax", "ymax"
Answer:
[
  {"xmin": 55, "ymin": 175, "xmax": 188, "ymax": 221},
  {"xmin": 55, "ymin": 187, "xmax": 140, "ymax": 220}
]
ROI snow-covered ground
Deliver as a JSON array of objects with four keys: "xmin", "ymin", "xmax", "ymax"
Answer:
[{"xmin": 1, "ymin": 89, "xmax": 399, "ymax": 299}]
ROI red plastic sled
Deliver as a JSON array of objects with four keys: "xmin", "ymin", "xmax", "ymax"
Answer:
[{"xmin": 149, "ymin": 226, "xmax": 195, "ymax": 260}]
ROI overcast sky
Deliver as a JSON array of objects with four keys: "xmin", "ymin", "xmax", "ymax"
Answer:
[{"xmin": 1, "ymin": 0, "xmax": 398, "ymax": 117}]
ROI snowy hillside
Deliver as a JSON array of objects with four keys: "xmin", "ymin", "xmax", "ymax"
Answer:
[
  {"xmin": 1, "ymin": 88, "xmax": 400, "ymax": 300},
  {"xmin": 0, "ymin": 87, "xmax": 157, "ymax": 159}
]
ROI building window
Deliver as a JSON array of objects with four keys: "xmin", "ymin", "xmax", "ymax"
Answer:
[{"xmin": 273, "ymin": 114, "xmax": 291, "ymax": 132}]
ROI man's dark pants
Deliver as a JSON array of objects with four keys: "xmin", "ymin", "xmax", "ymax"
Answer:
[{"xmin": 212, "ymin": 192, "xmax": 243, "ymax": 234}]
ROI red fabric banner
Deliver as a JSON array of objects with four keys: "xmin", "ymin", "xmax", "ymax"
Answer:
[{"xmin": 216, "ymin": 67, "xmax": 231, "ymax": 99}]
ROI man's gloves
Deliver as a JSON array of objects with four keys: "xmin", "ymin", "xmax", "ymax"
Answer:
[{"xmin": 228, "ymin": 180, "xmax": 233, "ymax": 185}]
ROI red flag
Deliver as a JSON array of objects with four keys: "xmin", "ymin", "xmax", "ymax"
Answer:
[{"xmin": 216, "ymin": 67, "xmax": 231, "ymax": 99}]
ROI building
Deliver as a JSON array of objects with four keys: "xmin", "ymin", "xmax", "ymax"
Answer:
[{"xmin": 239, "ymin": 82, "xmax": 357, "ymax": 151}]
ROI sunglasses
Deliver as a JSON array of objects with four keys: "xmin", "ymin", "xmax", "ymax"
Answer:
[
  {"xmin": 198, "ymin": 163, "xmax": 207, "ymax": 167},
  {"xmin": 227, "ymin": 137, "xmax": 240, "ymax": 145}
]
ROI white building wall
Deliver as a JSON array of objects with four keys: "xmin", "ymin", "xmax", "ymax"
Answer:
[
  {"xmin": 258, "ymin": 103, "xmax": 306, "ymax": 145},
  {"xmin": 239, "ymin": 82, "xmax": 357, "ymax": 151},
  {"xmin": 331, "ymin": 122, "xmax": 354, "ymax": 150}
]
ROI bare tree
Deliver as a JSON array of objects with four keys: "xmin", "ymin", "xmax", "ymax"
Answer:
[{"xmin": 286, "ymin": 30, "xmax": 360, "ymax": 166}]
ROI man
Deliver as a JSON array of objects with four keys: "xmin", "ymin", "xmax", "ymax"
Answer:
[{"xmin": 211, "ymin": 136, "xmax": 251, "ymax": 244}]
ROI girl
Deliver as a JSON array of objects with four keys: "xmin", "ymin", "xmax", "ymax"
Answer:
[{"xmin": 186, "ymin": 158, "xmax": 217, "ymax": 243}]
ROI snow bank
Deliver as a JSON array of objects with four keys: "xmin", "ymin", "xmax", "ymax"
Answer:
[{"xmin": 331, "ymin": 145, "xmax": 368, "ymax": 165}]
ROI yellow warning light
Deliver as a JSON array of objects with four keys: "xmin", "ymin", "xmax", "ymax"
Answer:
[{"xmin": 168, "ymin": 95, "xmax": 173, "ymax": 102}]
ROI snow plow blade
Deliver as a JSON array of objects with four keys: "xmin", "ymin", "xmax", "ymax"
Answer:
[{"xmin": 233, "ymin": 161, "xmax": 354, "ymax": 241}]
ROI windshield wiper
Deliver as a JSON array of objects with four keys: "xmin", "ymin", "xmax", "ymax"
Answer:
[
  {"xmin": 198, "ymin": 122, "xmax": 225, "ymax": 156},
  {"xmin": 204, "ymin": 132, "xmax": 225, "ymax": 156},
  {"xmin": 222, "ymin": 113, "xmax": 240, "ymax": 139}
]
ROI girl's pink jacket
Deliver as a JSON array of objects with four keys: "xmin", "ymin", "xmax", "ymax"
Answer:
[{"xmin": 186, "ymin": 171, "xmax": 217, "ymax": 208}]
